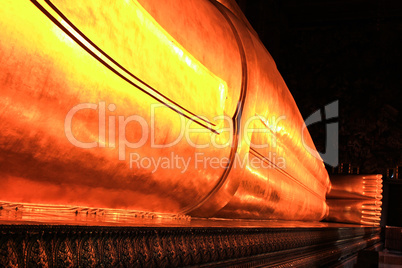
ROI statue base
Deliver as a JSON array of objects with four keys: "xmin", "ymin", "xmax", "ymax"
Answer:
[{"xmin": 0, "ymin": 221, "xmax": 380, "ymax": 267}]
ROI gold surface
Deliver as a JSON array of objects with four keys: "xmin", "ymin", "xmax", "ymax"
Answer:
[
  {"xmin": 326, "ymin": 174, "xmax": 383, "ymax": 225},
  {"xmin": 326, "ymin": 199, "xmax": 382, "ymax": 226},
  {"xmin": 0, "ymin": 200, "xmax": 360, "ymax": 229},
  {"xmin": 328, "ymin": 174, "xmax": 383, "ymax": 200},
  {"xmin": 0, "ymin": 0, "xmax": 330, "ymax": 221}
]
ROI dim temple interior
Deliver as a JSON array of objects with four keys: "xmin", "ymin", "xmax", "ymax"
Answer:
[{"xmin": 0, "ymin": 0, "xmax": 401, "ymax": 267}]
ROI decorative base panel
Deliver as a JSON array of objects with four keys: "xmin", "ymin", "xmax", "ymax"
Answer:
[{"xmin": 0, "ymin": 224, "xmax": 380, "ymax": 267}]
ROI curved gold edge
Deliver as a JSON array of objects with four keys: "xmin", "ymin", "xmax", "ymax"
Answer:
[
  {"xmin": 250, "ymin": 148, "xmax": 327, "ymax": 202},
  {"xmin": 178, "ymin": 0, "xmax": 249, "ymax": 215},
  {"xmin": 30, "ymin": 0, "xmax": 219, "ymax": 133}
]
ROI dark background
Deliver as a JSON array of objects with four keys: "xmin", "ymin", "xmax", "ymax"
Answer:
[{"xmin": 235, "ymin": 0, "xmax": 402, "ymax": 175}]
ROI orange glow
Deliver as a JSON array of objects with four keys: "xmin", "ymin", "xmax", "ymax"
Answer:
[
  {"xmin": 0, "ymin": 0, "xmax": 330, "ymax": 222},
  {"xmin": 50, "ymin": 0, "xmax": 228, "ymax": 126},
  {"xmin": 328, "ymin": 174, "xmax": 383, "ymax": 200},
  {"xmin": 326, "ymin": 175, "xmax": 383, "ymax": 226}
]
